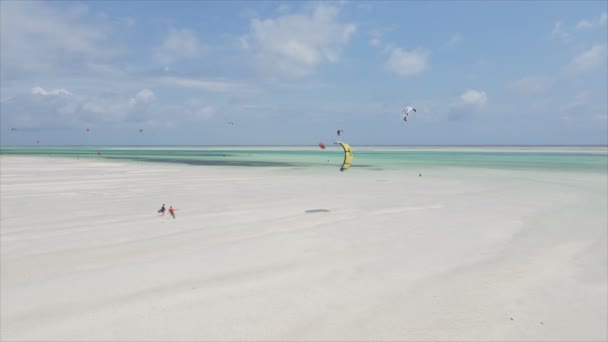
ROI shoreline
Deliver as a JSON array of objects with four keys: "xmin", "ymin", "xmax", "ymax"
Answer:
[{"xmin": 2, "ymin": 144, "xmax": 608, "ymax": 152}]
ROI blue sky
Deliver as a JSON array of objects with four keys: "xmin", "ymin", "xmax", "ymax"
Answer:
[{"xmin": 1, "ymin": 0, "xmax": 606, "ymax": 146}]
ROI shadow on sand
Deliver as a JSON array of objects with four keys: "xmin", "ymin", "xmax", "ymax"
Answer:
[{"xmin": 304, "ymin": 209, "xmax": 331, "ymax": 213}]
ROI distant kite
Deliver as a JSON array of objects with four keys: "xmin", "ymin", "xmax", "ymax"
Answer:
[
  {"xmin": 86, "ymin": 128, "xmax": 91, "ymax": 132},
  {"xmin": 318, "ymin": 142, "xmax": 326, "ymax": 149},
  {"xmin": 139, "ymin": 129, "xmax": 144, "ymax": 133},
  {"xmin": 337, "ymin": 129, "xmax": 343, "ymax": 136},
  {"xmin": 401, "ymin": 106, "xmax": 417, "ymax": 123}
]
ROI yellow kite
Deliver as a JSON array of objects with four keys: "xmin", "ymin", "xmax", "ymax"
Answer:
[{"xmin": 338, "ymin": 141, "xmax": 353, "ymax": 171}]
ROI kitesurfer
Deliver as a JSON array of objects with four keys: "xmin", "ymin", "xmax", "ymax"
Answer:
[
  {"xmin": 169, "ymin": 206, "xmax": 177, "ymax": 219},
  {"xmin": 158, "ymin": 204, "xmax": 166, "ymax": 216}
]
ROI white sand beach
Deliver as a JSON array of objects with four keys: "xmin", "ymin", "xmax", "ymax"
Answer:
[{"xmin": 1, "ymin": 156, "xmax": 606, "ymax": 341}]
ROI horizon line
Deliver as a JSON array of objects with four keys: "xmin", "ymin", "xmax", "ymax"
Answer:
[{"xmin": 2, "ymin": 144, "xmax": 608, "ymax": 148}]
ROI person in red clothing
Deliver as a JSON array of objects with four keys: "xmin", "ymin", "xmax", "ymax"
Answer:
[{"xmin": 168, "ymin": 205, "xmax": 177, "ymax": 219}]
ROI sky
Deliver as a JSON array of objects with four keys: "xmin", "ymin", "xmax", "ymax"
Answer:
[{"xmin": 1, "ymin": 0, "xmax": 607, "ymax": 146}]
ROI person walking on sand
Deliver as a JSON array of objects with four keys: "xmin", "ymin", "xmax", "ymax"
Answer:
[
  {"xmin": 169, "ymin": 205, "xmax": 177, "ymax": 219},
  {"xmin": 158, "ymin": 204, "xmax": 166, "ymax": 216}
]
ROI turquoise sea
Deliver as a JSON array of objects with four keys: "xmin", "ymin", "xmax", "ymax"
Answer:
[{"xmin": 1, "ymin": 146, "xmax": 607, "ymax": 173}]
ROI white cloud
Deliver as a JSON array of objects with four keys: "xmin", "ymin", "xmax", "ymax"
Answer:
[
  {"xmin": 551, "ymin": 21, "xmax": 569, "ymax": 42},
  {"xmin": 368, "ymin": 25, "xmax": 397, "ymax": 49},
  {"xmin": 192, "ymin": 106, "xmax": 216, "ymax": 120},
  {"xmin": 239, "ymin": 36, "xmax": 250, "ymax": 49},
  {"xmin": 460, "ymin": 89, "xmax": 487, "ymax": 106},
  {"xmin": 577, "ymin": 12, "xmax": 607, "ymax": 29},
  {"xmin": 385, "ymin": 48, "xmax": 430, "ymax": 77},
  {"xmin": 4, "ymin": 87, "xmax": 168, "ymax": 130},
  {"xmin": 3, "ymin": 91, "xmax": 131, "ymax": 129},
  {"xmin": 556, "ymin": 90, "xmax": 605, "ymax": 122},
  {"xmin": 447, "ymin": 33, "xmax": 463, "ymax": 47},
  {"xmin": 1, "ymin": 1, "xmax": 121, "ymax": 79},
  {"xmin": 156, "ymin": 28, "xmax": 203, "ymax": 64},
  {"xmin": 508, "ymin": 76, "xmax": 551, "ymax": 95},
  {"xmin": 128, "ymin": 89, "xmax": 155, "ymax": 106},
  {"xmin": 157, "ymin": 76, "xmax": 253, "ymax": 93},
  {"xmin": 240, "ymin": 3, "xmax": 356, "ymax": 77},
  {"xmin": 447, "ymin": 89, "xmax": 487, "ymax": 121},
  {"xmin": 182, "ymin": 99, "xmax": 216, "ymax": 121},
  {"xmin": 31, "ymin": 86, "xmax": 72, "ymax": 96},
  {"xmin": 368, "ymin": 28, "xmax": 383, "ymax": 47},
  {"xmin": 563, "ymin": 44, "xmax": 607, "ymax": 75},
  {"xmin": 82, "ymin": 100, "xmax": 124, "ymax": 117},
  {"xmin": 369, "ymin": 37, "xmax": 382, "ymax": 47},
  {"xmin": 78, "ymin": 91, "xmax": 157, "ymax": 124}
]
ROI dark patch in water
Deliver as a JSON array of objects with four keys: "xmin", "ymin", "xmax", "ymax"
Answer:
[
  {"xmin": 354, "ymin": 165, "xmax": 384, "ymax": 170},
  {"xmin": 376, "ymin": 179, "xmax": 388, "ymax": 182},
  {"xmin": 305, "ymin": 209, "xmax": 331, "ymax": 213},
  {"xmin": 129, "ymin": 158, "xmax": 294, "ymax": 167}
]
